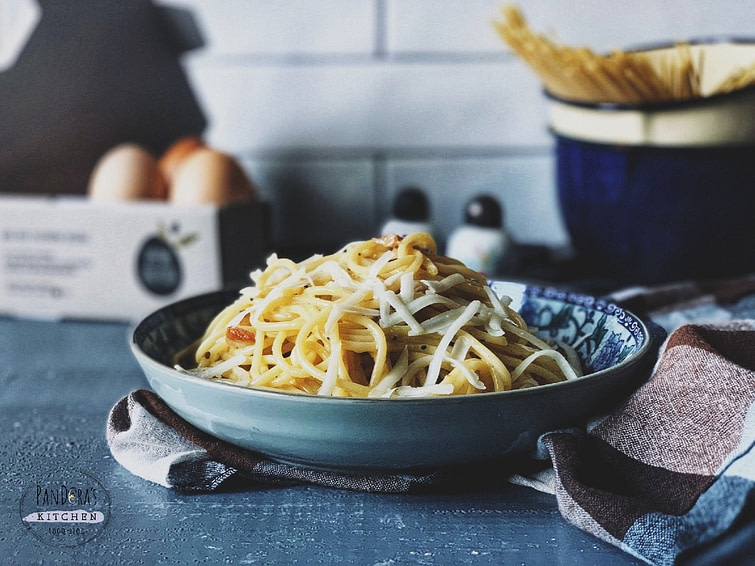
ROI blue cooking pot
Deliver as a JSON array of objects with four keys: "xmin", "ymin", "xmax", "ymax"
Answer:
[{"xmin": 549, "ymin": 40, "xmax": 755, "ymax": 284}]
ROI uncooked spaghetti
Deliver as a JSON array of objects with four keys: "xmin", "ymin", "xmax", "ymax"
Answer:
[{"xmin": 493, "ymin": 4, "xmax": 755, "ymax": 105}]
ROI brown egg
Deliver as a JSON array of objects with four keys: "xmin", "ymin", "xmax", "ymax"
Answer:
[
  {"xmin": 158, "ymin": 135, "xmax": 205, "ymax": 185},
  {"xmin": 169, "ymin": 148, "xmax": 256, "ymax": 205},
  {"xmin": 87, "ymin": 143, "xmax": 167, "ymax": 201}
]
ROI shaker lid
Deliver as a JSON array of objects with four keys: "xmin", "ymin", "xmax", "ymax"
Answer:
[
  {"xmin": 393, "ymin": 186, "xmax": 429, "ymax": 221},
  {"xmin": 465, "ymin": 195, "xmax": 502, "ymax": 228}
]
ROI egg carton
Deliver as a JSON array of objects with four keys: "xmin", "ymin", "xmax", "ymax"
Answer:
[{"xmin": 0, "ymin": 195, "xmax": 269, "ymax": 321}]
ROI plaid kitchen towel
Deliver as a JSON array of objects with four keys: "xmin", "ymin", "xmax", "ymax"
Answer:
[
  {"xmin": 108, "ymin": 275, "xmax": 755, "ymax": 565},
  {"xmin": 107, "ymin": 387, "xmax": 447, "ymax": 494},
  {"xmin": 607, "ymin": 274, "xmax": 755, "ymax": 333},
  {"xmin": 537, "ymin": 319, "xmax": 755, "ymax": 565}
]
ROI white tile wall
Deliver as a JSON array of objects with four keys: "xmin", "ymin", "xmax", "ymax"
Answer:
[
  {"xmin": 179, "ymin": 0, "xmax": 377, "ymax": 56},
  {"xmin": 185, "ymin": 62, "xmax": 548, "ymax": 150},
  {"xmin": 386, "ymin": 154, "xmax": 568, "ymax": 246},
  {"xmin": 160, "ymin": 0, "xmax": 755, "ymax": 254}
]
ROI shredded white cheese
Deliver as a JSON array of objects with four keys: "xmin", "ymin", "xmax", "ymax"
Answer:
[
  {"xmin": 424, "ymin": 300, "xmax": 481, "ymax": 388},
  {"xmin": 422, "ymin": 273, "xmax": 466, "ymax": 294},
  {"xmin": 392, "ymin": 383, "xmax": 455, "ymax": 397},
  {"xmin": 318, "ymin": 332, "xmax": 342, "ymax": 396},
  {"xmin": 379, "ymin": 289, "xmax": 425, "ymax": 335},
  {"xmin": 510, "ymin": 348, "xmax": 581, "ymax": 382}
]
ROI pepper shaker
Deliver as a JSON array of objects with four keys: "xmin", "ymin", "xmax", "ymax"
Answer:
[
  {"xmin": 445, "ymin": 194, "xmax": 510, "ymax": 276},
  {"xmin": 380, "ymin": 186, "xmax": 433, "ymax": 237}
]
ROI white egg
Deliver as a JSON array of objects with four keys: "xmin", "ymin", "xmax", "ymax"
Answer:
[{"xmin": 87, "ymin": 143, "xmax": 166, "ymax": 201}]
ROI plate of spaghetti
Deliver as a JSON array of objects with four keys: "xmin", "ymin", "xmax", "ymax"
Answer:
[{"xmin": 131, "ymin": 233, "xmax": 655, "ymax": 471}]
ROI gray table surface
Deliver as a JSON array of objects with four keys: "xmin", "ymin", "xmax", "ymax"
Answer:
[{"xmin": 0, "ymin": 317, "xmax": 643, "ymax": 565}]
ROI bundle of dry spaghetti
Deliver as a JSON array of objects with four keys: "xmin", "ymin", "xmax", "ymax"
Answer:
[
  {"xmin": 181, "ymin": 233, "xmax": 581, "ymax": 398},
  {"xmin": 493, "ymin": 4, "xmax": 755, "ymax": 105}
]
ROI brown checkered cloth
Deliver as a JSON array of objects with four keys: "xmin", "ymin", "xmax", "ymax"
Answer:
[{"xmin": 108, "ymin": 275, "xmax": 755, "ymax": 566}]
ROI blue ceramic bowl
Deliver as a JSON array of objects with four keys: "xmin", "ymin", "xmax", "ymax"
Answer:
[
  {"xmin": 548, "ymin": 39, "xmax": 755, "ymax": 285},
  {"xmin": 131, "ymin": 282, "xmax": 655, "ymax": 471}
]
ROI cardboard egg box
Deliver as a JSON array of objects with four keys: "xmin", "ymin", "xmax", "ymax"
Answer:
[{"xmin": 0, "ymin": 195, "xmax": 269, "ymax": 321}]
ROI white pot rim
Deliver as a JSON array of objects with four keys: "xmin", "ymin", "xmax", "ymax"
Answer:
[{"xmin": 548, "ymin": 88, "xmax": 755, "ymax": 147}]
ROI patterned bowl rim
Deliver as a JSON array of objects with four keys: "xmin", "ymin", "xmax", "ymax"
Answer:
[{"xmin": 522, "ymin": 284, "xmax": 648, "ymax": 346}]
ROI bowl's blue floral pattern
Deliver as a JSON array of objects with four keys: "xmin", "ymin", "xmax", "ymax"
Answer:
[{"xmin": 514, "ymin": 286, "xmax": 647, "ymax": 374}]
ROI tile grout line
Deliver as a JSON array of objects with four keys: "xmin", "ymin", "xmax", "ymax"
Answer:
[
  {"xmin": 237, "ymin": 145, "xmax": 553, "ymax": 162},
  {"xmin": 374, "ymin": 0, "xmax": 388, "ymax": 60}
]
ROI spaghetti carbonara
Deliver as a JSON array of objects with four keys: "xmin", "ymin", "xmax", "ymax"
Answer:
[{"xmin": 181, "ymin": 233, "xmax": 581, "ymax": 398}]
